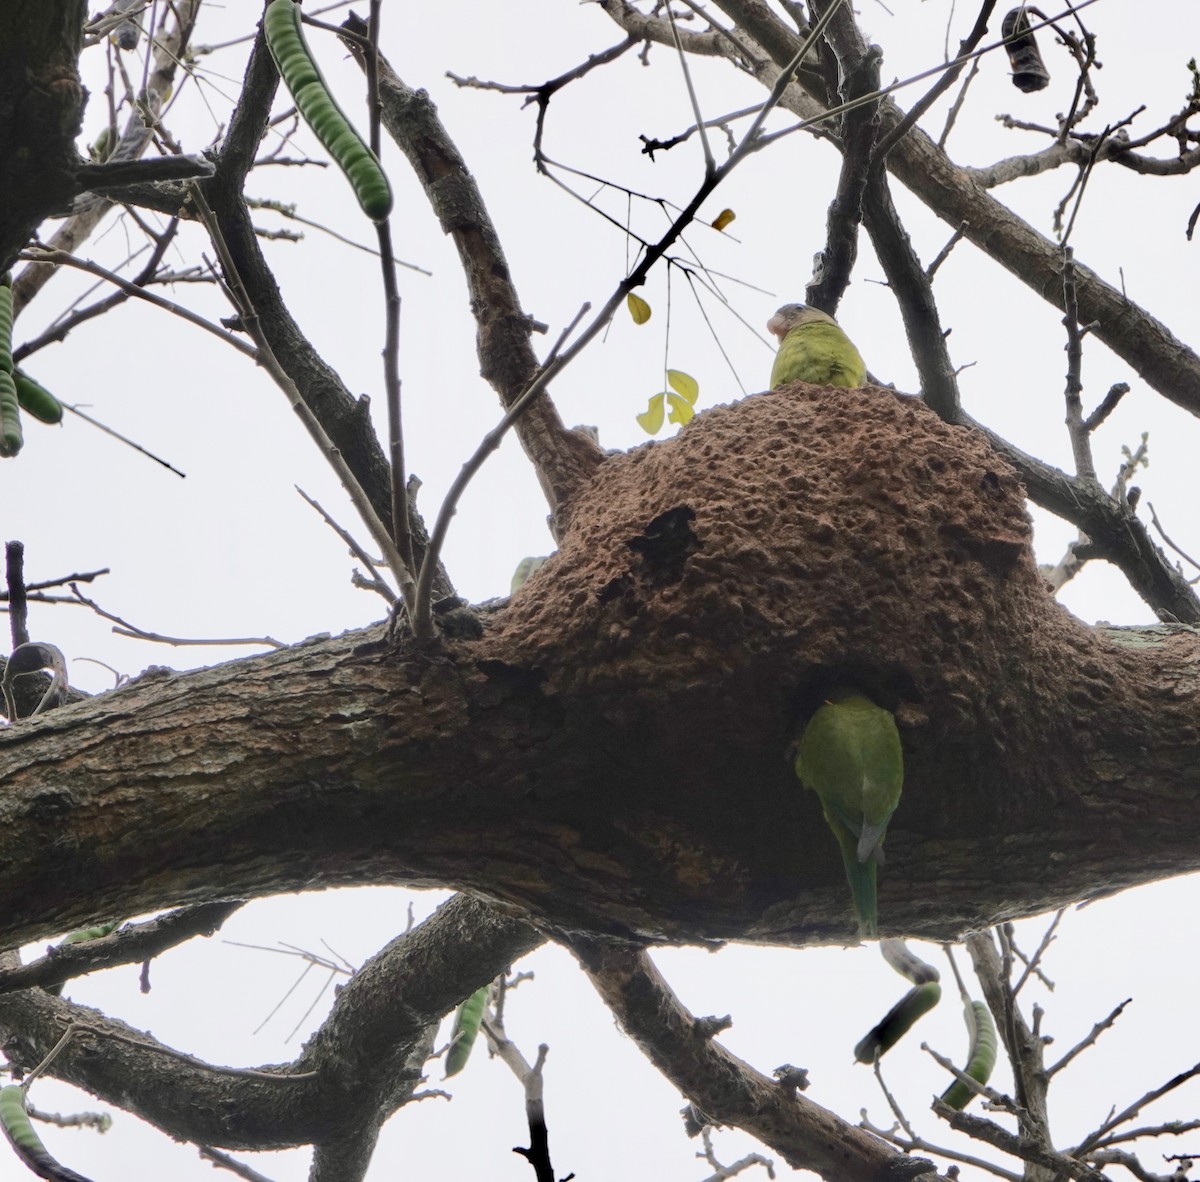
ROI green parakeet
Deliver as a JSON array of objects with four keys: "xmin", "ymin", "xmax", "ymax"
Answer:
[
  {"xmin": 510, "ymin": 555, "xmax": 549, "ymax": 594},
  {"xmin": 792, "ymin": 690, "xmax": 903, "ymax": 938},
  {"xmin": 768, "ymin": 303, "xmax": 866, "ymax": 389}
]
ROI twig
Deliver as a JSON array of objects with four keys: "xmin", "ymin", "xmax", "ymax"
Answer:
[
  {"xmin": 1087, "ymin": 1146, "xmax": 1190, "ymax": 1182},
  {"xmin": 245, "ymin": 197, "xmax": 431, "ymax": 271},
  {"xmin": 186, "ymin": 186, "xmax": 414, "ymax": 600},
  {"xmin": 226, "ymin": 938, "xmax": 352, "ymax": 1041},
  {"xmin": 922, "ymin": 1041, "xmax": 1009, "ymax": 1113},
  {"xmin": 1073, "ymin": 1062, "xmax": 1200, "ymax": 1156},
  {"xmin": 62, "ymin": 403, "xmax": 187, "ymax": 478},
  {"xmin": 695, "ymin": 1126, "xmax": 775, "ymax": 1181},
  {"xmin": 0, "ymin": 567, "xmax": 109, "ymax": 597},
  {"xmin": 1010, "ymin": 907, "xmax": 1064, "ymax": 997},
  {"xmin": 639, "ymin": 103, "xmax": 765, "ymax": 159},
  {"xmin": 1060, "ymin": 122, "xmax": 1125, "ymax": 246},
  {"xmin": 1147, "ymin": 502, "xmax": 1200, "ymax": 575},
  {"xmin": 541, "ymin": 303, "xmax": 591, "ymax": 370},
  {"xmin": 480, "ymin": 1010, "xmax": 568, "ymax": 1182},
  {"xmin": 1048, "ymin": 999, "xmax": 1131, "ymax": 1079},
  {"xmin": 1083, "ymin": 382, "xmax": 1130, "ymax": 433},
  {"xmin": 23, "ymin": 1102, "xmax": 110, "ymax": 1133},
  {"xmin": 356, "ymin": 4, "xmax": 414, "ymax": 578},
  {"xmin": 5, "ymin": 541, "xmax": 29, "ymax": 650},
  {"xmin": 197, "ymin": 1145, "xmax": 279, "ymax": 1182},
  {"xmin": 69, "ymin": 584, "xmax": 284, "ymax": 649},
  {"xmin": 1061, "ymin": 247, "xmax": 1097, "ymax": 482},
  {"xmin": 872, "ymin": 0, "xmax": 997, "ymax": 164},
  {"xmin": 13, "ymin": 219, "xmax": 181, "ymax": 364},
  {"xmin": 860, "ymin": 1106, "xmax": 1023, "ymax": 1182},
  {"xmin": 925, "ymin": 221, "xmax": 968, "ymax": 280},
  {"xmin": 446, "ymin": 37, "xmax": 638, "ymax": 109},
  {"xmin": 938, "ymin": 57, "xmax": 982, "ymax": 150},
  {"xmin": 667, "ymin": 6, "xmax": 716, "ymax": 173},
  {"xmin": 1040, "ymin": 434, "xmax": 1149, "ymax": 592},
  {"xmin": 192, "ymin": 0, "xmax": 355, "ymax": 55},
  {"xmin": 870, "ymin": 1052, "xmax": 918, "ymax": 1142},
  {"xmin": 1088, "ymin": 1119, "xmax": 1200, "ymax": 1152},
  {"xmin": 295, "ymin": 486, "xmax": 396, "ymax": 603},
  {"xmin": 18, "ymin": 247, "xmax": 256, "ymax": 360}
]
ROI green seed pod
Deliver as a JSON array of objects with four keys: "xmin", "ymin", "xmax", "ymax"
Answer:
[
  {"xmin": 854, "ymin": 980, "xmax": 942, "ymax": 1064},
  {"xmin": 0, "ymin": 1085, "xmax": 94, "ymax": 1182},
  {"xmin": 940, "ymin": 1000, "xmax": 998, "ymax": 1110},
  {"xmin": 444, "ymin": 985, "xmax": 489, "ymax": 1078},
  {"xmin": 13, "ymin": 370, "xmax": 63, "ymax": 425},
  {"xmin": 0, "ymin": 369, "xmax": 23, "ymax": 457},
  {"xmin": 43, "ymin": 920, "xmax": 121, "ymax": 996},
  {"xmin": 56, "ymin": 921, "xmax": 121, "ymax": 947},
  {"xmin": 263, "ymin": 0, "xmax": 393, "ymax": 222},
  {"xmin": 89, "ymin": 125, "xmax": 115, "ymax": 161},
  {"xmin": 0, "ymin": 272, "xmax": 14, "ymax": 375}
]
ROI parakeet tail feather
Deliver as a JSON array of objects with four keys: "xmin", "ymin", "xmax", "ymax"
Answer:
[{"xmin": 839, "ymin": 841, "xmax": 878, "ymax": 938}]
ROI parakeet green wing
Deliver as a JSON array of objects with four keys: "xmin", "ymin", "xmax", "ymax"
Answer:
[
  {"xmin": 768, "ymin": 303, "xmax": 866, "ymax": 389},
  {"xmin": 793, "ymin": 690, "xmax": 903, "ymax": 937}
]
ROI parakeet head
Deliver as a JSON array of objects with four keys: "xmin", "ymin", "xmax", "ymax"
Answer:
[{"xmin": 767, "ymin": 303, "xmax": 840, "ymax": 339}]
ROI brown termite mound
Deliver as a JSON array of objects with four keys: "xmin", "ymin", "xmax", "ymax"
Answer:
[{"xmin": 477, "ymin": 385, "xmax": 1190, "ymax": 941}]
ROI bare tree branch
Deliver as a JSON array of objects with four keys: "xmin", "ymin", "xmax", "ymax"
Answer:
[
  {"xmin": 0, "ymin": 902, "xmax": 243, "ymax": 996},
  {"xmin": 690, "ymin": 0, "xmax": 1200, "ymax": 417},
  {"xmin": 0, "ymin": 896, "xmax": 541, "ymax": 1153},
  {"xmin": 571, "ymin": 936, "xmax": 944, "ymax": 1182},
  {"xmin": 353, "ymin": 20, "xmax": 605, "ymax": 537}
]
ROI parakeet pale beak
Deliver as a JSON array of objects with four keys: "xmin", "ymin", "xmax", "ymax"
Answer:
[{"xmin": 767, "ymin": 311, "xmax": 788, "ymax": 339}]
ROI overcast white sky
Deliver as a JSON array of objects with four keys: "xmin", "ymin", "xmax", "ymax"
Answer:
[{"xmin": 4, "ymin": 1, "xmax": 1200, "ymax": 1179}]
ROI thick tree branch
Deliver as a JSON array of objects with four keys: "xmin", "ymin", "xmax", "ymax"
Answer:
[
  {"xmin": 0, "ymin": 895, "xmax": 540, "ymax": 1152},
  {"xmin": 10, "ymin": 0, "xmax": 201, "ymax": 312},
  {"xmin": 202, "ymin": 26, "xmax": 450, "ymax": 599},
  {"xmin": 2, "ymin": 389, "xmax": 1199, "ymax": 951},
  {"xmin": 0, "ymin": 903, "xmax": 243, "ymax": 996},
  {"xmin": 0, "ymin": 1, "xmax": 89, "ymax": 274},
  {"xmin": 804, "ymin": 6, "xmax": 879, "ymax": 314},
  {"xmin": 571, "ymin": 937, "xmax": 944, "ymax": 1182},
  {"xmin": 963, "ymin": 415, "xmax": 1200, "ymax": 623},
  {"xmin": 873, "ymin": 0, "xmax": 997, "ymax": 163},
  {"xmin": 861, "ymin": 174, "xmax": 961, "ymax": 421},
  {"xmin": 597, "ymin": 0, "xmax": 750, "ymax": 62}
]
